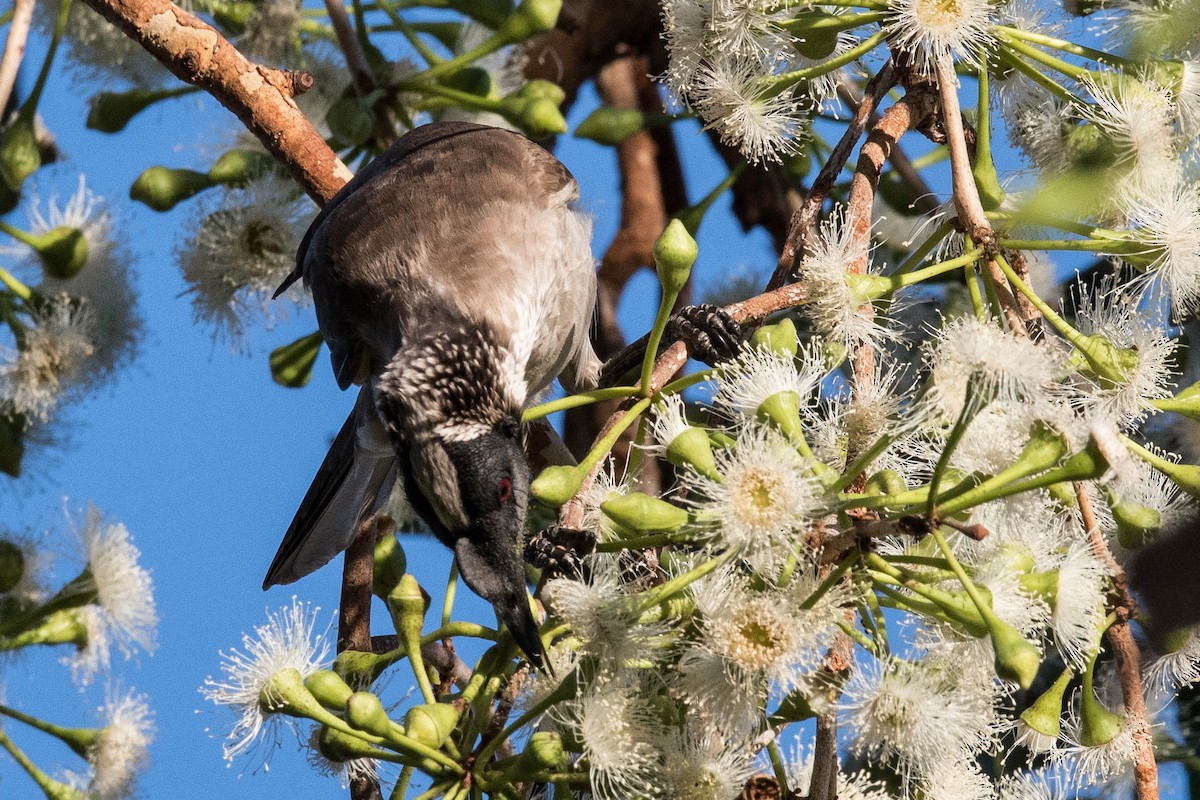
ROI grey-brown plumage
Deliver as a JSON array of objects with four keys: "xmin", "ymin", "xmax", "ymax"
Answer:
[{"xmin": 263, "ymin": 122, "xmax": 600, "ymax": 670}]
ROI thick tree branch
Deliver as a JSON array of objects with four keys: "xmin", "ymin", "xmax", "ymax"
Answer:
[{"xmin": 80, "ymin": 0, "xmax": 351, "ymax": 205}]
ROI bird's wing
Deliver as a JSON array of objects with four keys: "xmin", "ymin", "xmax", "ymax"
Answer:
[{"xmin": 263, "ymin": 385, "xmax": 396, "ymax": 588}]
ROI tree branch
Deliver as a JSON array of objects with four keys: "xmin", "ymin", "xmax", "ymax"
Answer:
[
  {"xmin": 0, "ymin": 0, "xmax": 35, "ymax": 114},
  {"xmin": 1075, "ymin": 483, "xmax": 1159, "ymax": 800},
  {"xmin": 79, "ymin": 0, "xmax": 351, "ymax": 205}
]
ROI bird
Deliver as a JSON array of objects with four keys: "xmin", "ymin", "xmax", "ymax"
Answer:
[{"xmin": 262, "ymin": 121, "xmax": 603, "ymax": 670}]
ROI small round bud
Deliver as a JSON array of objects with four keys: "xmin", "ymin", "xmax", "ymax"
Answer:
[
  {"xmin": 208, "ymin": 149, "xmax": 273, "ymax": 186},
  {"xmin": 574, "ymin": 107, "xmax": 647, "ymax": 146},
  {"xmin": 86, "ymin": 88, "xmax": 170, "ymax": 134},
  {"xmin": 600, "ymin": 492, "xmax": 688, "ymax": 533},
  {"xmin": 522, "ymin": 731, "xmax": 565, "ymax": 770},
  {"xmin": 373, "ymin": 531, "xmax": 407, "ymax": 599},
  {"xmin": 531, "ymin": 465, "xmax": 585, "ymax": 507},
  {"xmin": 130, "ymin": 166, "xmax": 215, "ymax": 212},
  {"xmin": 33, "ymin": 226, "xmax": 89, "ymax": 280},
  {"xmin": 787, "ymin": 9, "xmax": 842, "ymax": 60},
  {"xmin": 259, "ymin": 667, "xmax": 325, "ymax": 719},
  {"xmin": 1019, "ymin": 666, "xmax": 1071, "ymax": 738},
  {"xmin": 386, "ymin": 574, "xmax": 428, "ymax": 643},
  {"xmin": 305, "ymin": 669, "xmax": 354, "ymax": 709},
  {"xmin": 1112, "ymin": 500, "xmax": 1161, "ymax": 549},
  {"xmin": 990, "ymin": 620, "xmax": 1041, "ymax": 690},
  {"xmin": 346, "ymin": 691, "xmax": 392, "ymax": 737},
  {"xmin": 1079, "ymin": 687, "xmax": 1124, "ymax": 746},
  {"xmin": 749, "ymin": 318, "xmax": 798, "ymax": 359},
  {"xmin": 497, "ymin": 0, "xmax": 562, "ymax": 42},
  {"xmin": 403, "ymin": 702, "xmax": 459, "ymax": 749},
  {"xmin": 441, "ymin": 67, "xmax": 497, "ymax": 99},
  {"xmin": 864, "ymin": 469, "xmax": 905, "ymax": 497},
  {"xmin": 653, "ymin": 219, "xmax": 698, "ymax": 296},
  {"xmin": 664, "ymin": 426, "xmax": 720, "ymax": 480},
  {"xmin": 0, "ymin": 117, "xmax": 41, "ymax": 192}
]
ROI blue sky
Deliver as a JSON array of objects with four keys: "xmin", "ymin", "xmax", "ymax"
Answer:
[{"xmin": 0, "ymin": 28, "xmax": 778, "ymax": 797}]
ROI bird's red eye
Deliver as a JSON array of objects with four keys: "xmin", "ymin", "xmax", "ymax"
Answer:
[{"xmin": 498, "ymin": 477, "xmax": 513, "ymax": 503}]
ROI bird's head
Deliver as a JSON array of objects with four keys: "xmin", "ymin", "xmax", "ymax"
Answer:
[{"xmin": 373, "ymin": 326, "xmax": 529, "ymax": 549}]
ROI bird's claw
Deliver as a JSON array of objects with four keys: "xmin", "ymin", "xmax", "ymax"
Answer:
[
  {"xmin": 666, "ymin": 304, "xmax": 744, "ymax": 366},
  {"xmin": 525, "ymin": 525, "xmax": 596, "ymax": 580}
]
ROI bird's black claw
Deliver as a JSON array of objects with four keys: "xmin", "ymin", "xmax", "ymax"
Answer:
[
  {"xmin": 525, "ymin": 525, "xmax": 596, "ymax": 580},
  {"xmin": 667, "ymin": 304, "xmax": 744, "ymax": 366}
]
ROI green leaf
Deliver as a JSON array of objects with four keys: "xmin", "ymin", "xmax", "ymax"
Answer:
[{"xmin": 270, "ymin": 332, "xmax": 323, "ymax": 388}]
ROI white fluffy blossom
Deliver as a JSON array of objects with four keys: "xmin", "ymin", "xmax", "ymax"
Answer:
[
  {"xmin": 884, "ymin": 0, "xmax": 995, "ymax": 68},
  {"xmin": 200, "ymin": 598, "xmax": 332, "ymax": 761},
  {"xmin": 88, "ymin": 686, "xmax": 155, "ymax": 800}
]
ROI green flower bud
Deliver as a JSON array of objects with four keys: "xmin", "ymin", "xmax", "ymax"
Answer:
[
  {"xmin": 1018, "ymin": 570, "xmax": 1059, "ymax": 608},
  {"xmin": 1112, "ymin": 499, "xmax": 1160, "ymax": 549},
  {"xmin": 990, "ymin": 620, "xmax": 1041, "ymax": 690},
  {"xmin": 1153, "ymin": 379, "xmax": 1200, "ymax": 420},
  {"xmin": 769, "ymin": 688, "xmax": 817, "ymax": 724},
  {"xmin": 305, "ymin": 669, "xmax": 354, "ymax": 709},
  {"xmin": 653, "ymin": 219, "xmax": 698, "ymax": 296},
  {"xmin": 130, "ymin": 165, "xmax": 215, "ymax": 212},
  {"xmin": 531, "ymin": 465, "xmax": 585, "ymax": 507},
  {"xmin": 1079, "ymin": 687, "xmax": 1124, "ymax": 746},
  {"xmin": 403, "ymin": 702, "xmax": 459, "ymax": 749},
  {"xmin": 327, "ymin": 97, "xmax": 375, "ymax": 148},
  {"xmin": 574, "ymin": 107, "xmax": 647, "ymax": 146},
  {"xmin": 208, "ymin": 149, "xmax": 273, "ymax": 186},
  {"xmin": 86, "ymin": 88, "xmax": 180, "ymax": 133},
  {"xmin": 864, "ymin": 469, "xmax": 906, "ymax": 497},
  {"xmin": 373, "ymin": 531, "xmax": 408, "ymax": 599},
  {"xmin": 2, "ymin": 608, "xmax": 88, "ymax": 648},
  {"xmin": 1070, "ymin": 332, "xmax": 1139, "ymax": 388},
  {"xmin": 1019, "ymin": 666, "xmax": 1072, "ymax": 738},
  {"xmin": 755, "ymin": 390, "xmax": 805, "ymax": 444},
  {"xmin": 31, "ymin": 226, "xmax": 89, "ymax": 279},
  {"xmin": 386, "ymin": 574, "xmax": 428, "ymax": 644},
  {"xmin": 601, "ymin": 492, "xmax": 688, "ymax": 533},
  {"xmin": 346, "ymin": 691, "xmax": 393, "ymax": 737},
  {"xmin": 317, "ymin": 724, "xmax": 385, "ymax": 762},
  {"xmin": 440, "ymin": 66, "xmax": 497, "ymax": 99},
  {"xmin": 0, "ymin": 116, "xmax": 42, "ymax": 192},
  {"xmin": 1064, "ymin": 121, "xmax": 1116, "ymax": 169},
  {"xmin": 1047, "ymin": 480, "xmax": 1077, "ymax": 507},
  {"xmin": 0, "ymin": 539, "xmax": 23, "ymax": 593},
  {"xmin": 787, "ymin": 9, "xmax": 842, "ymax": 60},
  {"xmin": 749, "ymin": 317, "xmax": 798, "ymax": 359},
  {"xmin": 521, "ymin": 731, "xmax": 565, "ymax": 770},
  {"xmin": 1146, "ymin": 457, "xmax": 1200, "ymax": 499},
  {"xmin": 497, "ymin": 0, "xmax": 561, "ymax": 42},
  {"xmin": 664, "ymin": 426, "xmax": 720, "ymax": 480},
  {"xmin": 259, "ymin": 667, "xmax": 326, "ymax": 719}
]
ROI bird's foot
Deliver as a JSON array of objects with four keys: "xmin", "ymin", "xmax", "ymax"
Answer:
[
  {"xmin": 525, "ymin": 525, "xmax": 596, "ymax": 580},
  {"xmin": 596, "ymin": 304, "xmax": 745, "ymax": 387},
  {"xmin": 665, "ymin": 304, "xmax": 744, "ymax": 366}
]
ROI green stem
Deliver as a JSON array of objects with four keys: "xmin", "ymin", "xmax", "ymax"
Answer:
[
  {"xmin": 997, "ymin": 30, "xmax": 1090, "ymax": 81},
  {"xmin": 965, "ymin": 260, "xmax": 987, "ymax": 319},
  {"xmin": 21, "ymin": 0, "xmax": 71, "ymax": 114},
  {"xmin": 0, "ymin": 265, "xmax": 33, "ymax": 301},
  {"xmin": 0, "ymin": 219, "xmax": 40, "ymax": 248},
  {"xmin": 641, "ymin": 289, "xmax": 681, "ymax": 396},
  {"xmin": 991, "ymin": 252, "xmax": 1089, "ymax": 349},
  {"xmin": 522, "ymin": 387, "xmax": 641, "ymax": 421},
  {"xmin": 0, "ymin": 705, "xmax": 97, "ymax": 758},
  {"xmin": 578, "ymin": 396, "xmax": 655, "ymax": 474},
  {"xmin": 891, "ymin": 221, "xmax": 954, "ymax": 275},
  {"xmin": 927, "ymin": 383, "xmax": 978, "ymax": 517},
  {"xmin": 633, "ymin": 548, "xmax": 736, "ymax": 615},
  {"xmin": 390, "ymin": 766, "xmax": 415, "ymax": 800},
  {"xmin": 442, "ymin": 559, "xmax": 459, "ymax": 630},
  {"xmin": 594, "ymin": 529, "xmax": 698, "ymax": 552},
  {"xmin": 997, "ymin": 237, "xmax": 1144, "ymax": 254},
  {"xmin": 836, "ymin": 617, "xmax": 876, "ymax": 653},
  {"xmin": 800, "ymin": 552, "xmax": 856, "ymax": 609},
  {"xmin": 889, "ymin": 247, "xmax": 983, "ymax": 288},
  {"xmin": 996, "ymin": 25, "xmax": 1135, "ymax": 70},
  {"xmin": 993, "ymin": 48, "xmax": 1080, "ymax": 106},
  {"xmin": 0, "ymin": 728, "xmax": 78, "ymax": 799},
  {"xmin": 766, "ymin": 738, "xmax": 791, "ymax": 795},
  {"xmin": 765, "ymin": 30, "xmax": 886, "ymax": 93},
  {"xmin": 473, "ymin": 672, "xmax": 577, "ymax": 770},
  {"xmin": 374, "ymin": 0, "xmax": 444, "ymax": 65}
]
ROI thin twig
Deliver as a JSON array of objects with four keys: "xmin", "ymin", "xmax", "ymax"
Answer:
[
  {"xmin": 1075, "ymin": 483, "xmax": 1159, "ymax": 800},
  {"xmin": 0, "ymin": 0, "xmax": 35, "ymax": 114},
  {"xmin": 933, "ymin": 53, "xmax": 1027, "ymax": 336},
  {"xmin": 771, "ymin": 61, "xmax": 898, "ymax": 290},
  {"xmin": 322, "ymin": 0, "xmax": 396, "ymax": 147}
]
